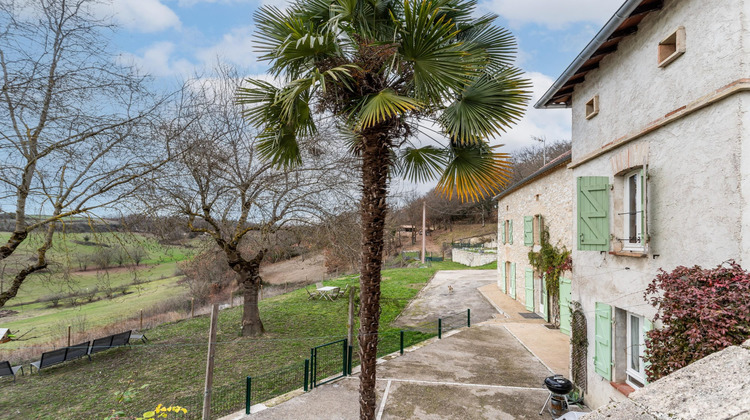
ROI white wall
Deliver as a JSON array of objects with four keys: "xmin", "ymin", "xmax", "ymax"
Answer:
[
  {"xmin": 571, "ymin": 0, "xmax": 745, "ymax": 160},
  {"xmin": 451, "ymin": 248, "xmax": 497, "ymax": 267}
]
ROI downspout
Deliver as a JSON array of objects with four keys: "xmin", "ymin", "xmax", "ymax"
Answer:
[{"xmin": 535, "ymin": 0, "xmax": 646, "ymax": 109}]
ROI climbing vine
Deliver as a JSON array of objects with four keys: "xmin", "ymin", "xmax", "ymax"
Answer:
[{"xmin": 528, "ymin": 227, "xmax": 571, "ymax": 325}]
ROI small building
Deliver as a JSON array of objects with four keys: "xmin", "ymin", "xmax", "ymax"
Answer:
[
  {"xmin": 495, "ymin": 151, "xmax": 573, "ymax": 326},
  {"xmin": 536, "ymin": 0, "xmax": 750, "ymax": 409}
]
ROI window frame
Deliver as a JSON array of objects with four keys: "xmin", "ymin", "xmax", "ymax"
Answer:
[
  {"xmin": 626, "ymin": 312, "xmax": 647, "ymax": 388},
  {"xmin": 622, "ymin": 169, "xmax": 644, "ymax": 251}
]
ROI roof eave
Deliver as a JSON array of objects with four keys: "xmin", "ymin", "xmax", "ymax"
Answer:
[{"xmin": 534, "ymin": 0, "xmax": 647, "ymax": 109}]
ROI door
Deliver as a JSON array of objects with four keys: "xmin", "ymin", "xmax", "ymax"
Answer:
[
  {"xmin": 559, "ymin": 277, "xmax": 572, "ymax": 335},
  {"xmin": 509, "ymin": 263, "xmax": 516, "ymax": 298},
  {"xmin": 524, "ymin": 268, "xmax": 534, "ymax": 311}
]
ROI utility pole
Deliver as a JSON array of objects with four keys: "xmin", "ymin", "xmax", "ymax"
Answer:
[
  {"xmin": 534, "ymin": 135, "xmax": 547, "ymax": 165},
  {"xmin": 421, "ymin": 200, "xmax": 426, "ymax": 264},
  {"xmin": 203, "ymin": 304, "xmax": 219, "ymax": 420}
]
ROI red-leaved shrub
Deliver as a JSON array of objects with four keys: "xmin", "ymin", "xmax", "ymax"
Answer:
[{"xmin": 644, "ymin": 261, "xmax": 750, "ymax": 381}]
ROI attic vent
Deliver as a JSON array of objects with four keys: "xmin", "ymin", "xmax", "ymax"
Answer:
[
  {"xmin": 585, "ymin": 95, "xmax": 599, "ymax": 120},
  {"xmin": 658, "ymin": 26, "xmax": 685, "ymax": 68}
]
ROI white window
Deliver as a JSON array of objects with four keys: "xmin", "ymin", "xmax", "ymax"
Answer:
[
  {"xmin": 623, "ymin": 170, "xmax": 643, "ymax": 250},
  {"xmin": 626, "ymin": 312, "xmax": 646, "ymax": 388}
]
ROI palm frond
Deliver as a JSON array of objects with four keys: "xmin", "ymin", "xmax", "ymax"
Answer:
[
  {"xmin": 459, "ymin": 17, "xmax": 517, "ymax": 72},
  {"xmin": 439, "ymin": 68, "xmax": 531, "ymax": 145},
  {"xmin": 397, "ymin": 145, "xmax": 448, "ymax": 183},
  {"xmin": 399, "ymin": 0, "xmax": 478, "ymax": 103},
  {"xmin": 256, "ymin": 128, "xmax": 303, "ymax": 168},
  {"xmin": 355, "ymin": 89, "xmax": 421, "ymax": 129},
  {"xmin": 436, "ymin": 144, "xmax": 512, "ymax": 201}
]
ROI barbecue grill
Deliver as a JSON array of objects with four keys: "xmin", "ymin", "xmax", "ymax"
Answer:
[{"xmin": 539, "ymin": 375, "xmax": 573, "ymax": 416}]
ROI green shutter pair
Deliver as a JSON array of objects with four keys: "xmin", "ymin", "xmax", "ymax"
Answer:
[
  {"xmin": 524, "ymin": 268, "xmax": 534, "ymax": 311},
  {"xmin": 500, "ymin": 220, "xmax": 514, "ymax": 245},
  {"xmin": 577, "ymin": 171, "xmax": 649, "ymax": 251}
]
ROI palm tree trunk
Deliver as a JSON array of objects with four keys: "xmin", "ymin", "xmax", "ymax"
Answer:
[{"xmin": 358, "ymin": 133, "xmax": 390, "ymax": 420}]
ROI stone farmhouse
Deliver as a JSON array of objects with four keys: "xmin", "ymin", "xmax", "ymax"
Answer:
[
  {"xmin": 495, "ymin": 151, "xmax": 573, "ymax": 328},
  {"xmin": 497, "ymin": 0, "xmax": 750, "ymax": 409}
]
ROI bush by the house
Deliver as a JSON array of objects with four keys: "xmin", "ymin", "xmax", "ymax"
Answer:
[{"xmin": 644, "ymin": 261, "xmax": 750, "ymax": 381}]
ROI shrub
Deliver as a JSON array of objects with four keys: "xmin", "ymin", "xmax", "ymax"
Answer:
[{"xmin": 644, "ymin": 261, "xmax": 750, "ymax": 381}]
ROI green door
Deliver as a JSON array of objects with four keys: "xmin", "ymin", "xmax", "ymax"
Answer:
[
  {"xmin": 559, "ymin": 277, "xmax": 572, "ymax": 335},
  {"xmin": 524, "ymin": 268, "xmax": 534, "ymax": 311},
  {"xmin": 510, "ymin": 263, "xmax": 516, "ymax": 298}
]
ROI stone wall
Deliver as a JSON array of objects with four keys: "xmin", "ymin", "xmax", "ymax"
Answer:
[
  {"xmin": 496, "ymin": 164, "xmax": 573, "ymax": 318},
  {"xmin": 451, "ymin": 248, "xmax": 497, "ymax": 267}
]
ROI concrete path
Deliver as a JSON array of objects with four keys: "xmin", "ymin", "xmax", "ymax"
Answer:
[
  {"xmin": 394, "ymin": 270, "xmax": 498, "ymax": 328},
  {"xmin": 226, "ymin": 270, "xmax": 577, "ymax": 420}
]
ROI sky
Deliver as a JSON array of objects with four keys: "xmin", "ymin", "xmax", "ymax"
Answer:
[{"xmin": 102, "ymin": 0, "xmax": 626, "ymax": 190}]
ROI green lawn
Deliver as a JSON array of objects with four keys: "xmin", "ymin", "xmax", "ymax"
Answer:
[{"xmin": 1, "ymin": 261, "xmax": 490, "ymax": 419}]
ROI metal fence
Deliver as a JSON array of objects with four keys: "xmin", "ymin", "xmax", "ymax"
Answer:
[
  {"xmin": 245, "ymin": 309, "xmax": 472, "ymax": 414},
  {"xmin": 167, "ymin": 379, "xmax": 246, "ymax": 419}
]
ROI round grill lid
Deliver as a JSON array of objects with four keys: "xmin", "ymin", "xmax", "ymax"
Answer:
[{"xmin": 544, "ymin": 375, "xmax": 573, "ymax": 394}]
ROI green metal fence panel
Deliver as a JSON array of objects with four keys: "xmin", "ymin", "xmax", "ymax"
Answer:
[
  {"xmin": 246, "ymin": 360, "xmax": 307, "ymax": 413},
  {"xmin": 311, "ymin": 338, "xmax": 348, "ymax": 387}
]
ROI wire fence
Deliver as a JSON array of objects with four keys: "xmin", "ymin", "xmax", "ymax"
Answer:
[{"xmin": 245, "ymin": 309, "xmax": 472, "ymax": 415}]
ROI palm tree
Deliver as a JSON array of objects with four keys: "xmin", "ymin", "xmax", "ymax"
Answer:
[{"xmin": 238, "ymin": 0, "xmax": 530, "ymax": 417}]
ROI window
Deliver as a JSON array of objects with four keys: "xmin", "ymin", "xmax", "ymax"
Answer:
[
  {"xmin": 585, "ymin": 95, "xmax": 599, "ymax": 119},
  {"xmin": 623, "ymin": 170, "xmax": 643, "ymax": 249},
  {"xmin": 500, "ymin": 219, "xmax": 513, "ymax": 244},
  {"xmin": 658, "ymin": 26, "xmax": 685, "ymax": 68},
  {"xmin": 626, "ymin": 313, "xmax": 646, "ymax": 388},
  {"xmin": 533, "ymin": 214, "xmax": 544, "ymax": 245}
]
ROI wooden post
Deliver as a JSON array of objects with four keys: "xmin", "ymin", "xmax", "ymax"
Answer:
[
  {"xmin": 203, "ymin": 304, "xmax": 219, "ymax": 420},
  {"xmin": 140, "ymin": 310, "xmax": 143, "ymax": 330},
  {"xmin": 67, "ymin": 325, "xmax": 71, "ymax": 347},
  {"xmin": 260, "ymin": 284, "xmax": 263, "ymax": 301},
  {"xmin": 191, "ymin": 298, "xmax": 195, "ymax": 318},
  {"xmin": 230, "ymin": 292, "xmax": 233, "ymax": 308},
  {"xmin": 421, "ymin": 200, "xmax": 426, "ymax": 264},
  {"xmin": 347, "ymin": 287, "xmax": 355, "ymax": 346}
]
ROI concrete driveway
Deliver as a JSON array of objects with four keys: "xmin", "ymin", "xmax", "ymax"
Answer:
[
  {"xmin": 233, "ymin": 324, "xmax": 574, "ymax": 420},
  {"xmin": 226, "ymin": 270, "xmax": 580, "ymax": 420}
]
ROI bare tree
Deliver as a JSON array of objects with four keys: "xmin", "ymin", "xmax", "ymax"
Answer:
[
  {"xmin": 150, "ymin": 66, "xmax": 355, "ymax": 336},
  {"xmin": 0, "ymin": 0, "xmax": 182, "ymax": 307}
]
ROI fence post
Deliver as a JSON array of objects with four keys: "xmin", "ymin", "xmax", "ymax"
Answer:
[
  {"xmin": 438, "ymin": 318, "xmax": 442, "ymax": 339},
  {"xmin": 400, "ymin": 330, "xmax": 404, "ymax": 355},
  {"xmin": 347, "ymin": 345, "xmax": 353, "ymax": 375},
  {"xmin": 342, "ymin": 339, "xmax": 348, "ymax": 378},
  {"xmin": 467, "ymin": 309, "xmax": 471, "ymax": 328},
  {"xmin": 245, "ymin": 376, "xmax": 251, "ymax": 415},
  {"xmin": 310, "ymin": 348, "xmax": 315, "ymax": 388},
  {"xmin": 191, "ymin": 298, "xmax": 195, "ymax": 318},
  {"xmin": 304, "ymin": 359, "xmax": 309, "ymax": 391}
]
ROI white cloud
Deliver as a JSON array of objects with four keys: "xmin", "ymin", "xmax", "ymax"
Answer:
[
  {"xmin": 118, "ymin": 42, "xmax": 193, "ymax": 77},
  {"xmin": 195, "ymin": 26, "xmax": 261, "ymax": 70},
  {"xmin": 480, "ymin": 0, "xmax": 622, "ymax": 30},
  {"xmin": 489, "ymin": 71, "xmax": 571, "ymax": 153},
  {"xmin": 98, "ymin": 0, "xmax": 181, "ymax": 33}
]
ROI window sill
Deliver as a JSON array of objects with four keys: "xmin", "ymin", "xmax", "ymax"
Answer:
[
  {"xmin": 609, "ymin": 251, "xmax": 647, "ymax": 258},
  {"xmin": 610, "ymin": 381, "xmax": 635, "ymax": 397}
]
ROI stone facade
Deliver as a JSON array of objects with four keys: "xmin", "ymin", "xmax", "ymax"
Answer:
[
  {"xmin": 496, "ymin": 157, "xmax": 573, "ymax": 321},
  {"xmin": 539, "ymin": 0, "xmax": 750, "ymax": 409}
]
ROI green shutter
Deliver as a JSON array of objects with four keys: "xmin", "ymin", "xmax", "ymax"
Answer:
[
  {"xmin": 523, "ymin": 216, "xmax": 533, "ymax": 246},
  {"xmin": 508, "ymin": 220, "xmax": 513, "ymax": 245},
  {"xmin": 524, "ymin": 268, "xmax": 534, "ymax": 311},
  {"xmin": 499, "ymin": 261, "xmax": 506, "ymax": 293},
  {"xmin": 577, "ymin": 176, "xmax": 610, "ymax": 251},
  {"xmin": 541, "ymin": 275, "xmax": 548, "ymax": 321},
  {"xmin": 559, "ymin": 277, "xmax": 571, "ymax": 335},
  {"xmin": 643, "ymin": 317, "xmax": 653, "ymax": 384},
  {"xmin": 594, "ymin": 302, "xmax": 612, "ymax": 380},
  {"xmin": 510, "ymin": 262, "xmax": 516, "ymax": 297},
  {"xmin": 500, "ymin": 221, "xmax": 506, "ymax": 245},
  {"xmin": 641, "ymin": 166, "xmax": 648, "ymax": 244}
]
